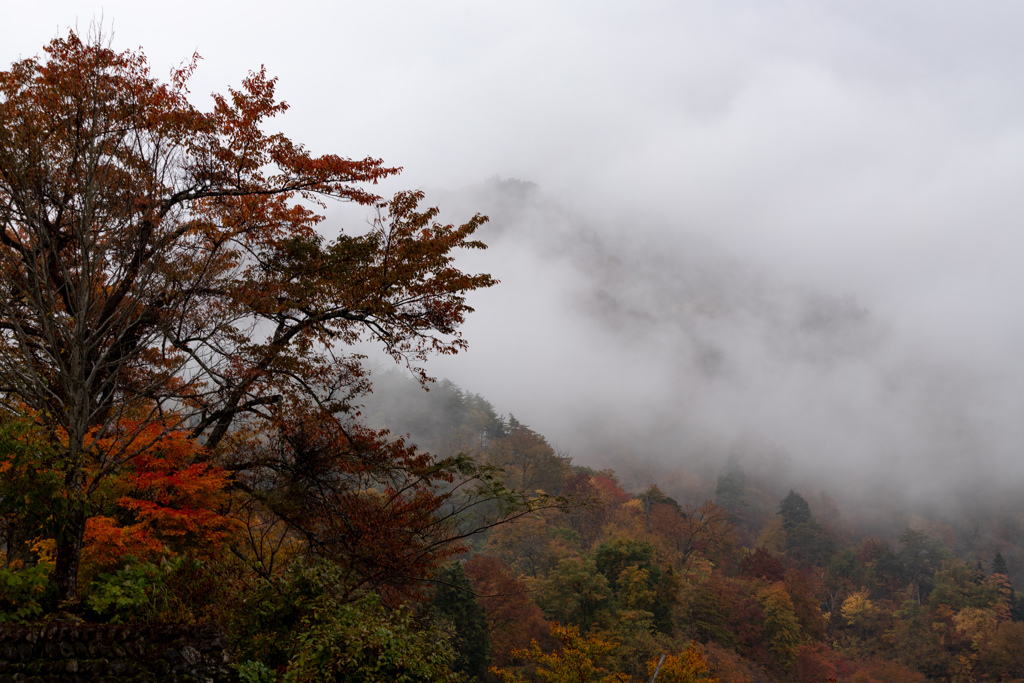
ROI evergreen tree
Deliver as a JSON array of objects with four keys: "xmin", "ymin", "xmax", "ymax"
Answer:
[
  {"xmin": 778, "ymin": 490, "xmax": 833, "ymax": 565},
  {"xmin": 430, "ymin": 562, "xmax": 490, "ymax": 681},
  {"xmin": 714, "ymin": 461, "xmax": 747, "ymax": 520},
  {"xmin": 897, "ymin": 528, "xmax": 944, "ymax": 604},
  {"xmin": 779, "ymin": 491, "xmax": 812, "ymax": 531},
  {"xmin": 1013, "ymin": 593, "xmax": 1024, "ymax": 622},
  {"xmin": 993, "ymin": 551, "xmax": 1009, "ymax": 577}
]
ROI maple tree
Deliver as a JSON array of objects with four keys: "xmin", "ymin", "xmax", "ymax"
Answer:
[
  {"xmin": 0, "ymin": 29, "xmax": 496, "ymax": 604},
  {"xmin": 79, "ymin": 418, "xmax": 234, "ymax": 577}
]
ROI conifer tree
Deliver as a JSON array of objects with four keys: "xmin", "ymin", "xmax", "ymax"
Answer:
[
  {"xmin": 993, "ymin": 551, "xmax": 1009, "ymax": 577},
  {"xmin": 430, "ymin": 562, "xmax": 491, "ymax": 681}
]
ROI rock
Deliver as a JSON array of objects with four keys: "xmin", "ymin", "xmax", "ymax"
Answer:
[{"xmin": 180, "ymin": 645, "xmax": 201, "ymax": 666}]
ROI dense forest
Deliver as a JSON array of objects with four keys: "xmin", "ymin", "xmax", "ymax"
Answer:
[
  {"xmin": 358, "ymin": 372, "xmax": 1024, "ymax": 682},
  {"xmin": 2, "ymin": 28, "xmax": 1024, "ymax": 683},
  {"xmin": 8, "ymin": 366, "xmax": 1024, "ymax": 682}
]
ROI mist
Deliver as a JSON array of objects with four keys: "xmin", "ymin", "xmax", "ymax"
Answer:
[
  {"xmin": 5, "ymin": 2, "xmax": 1024, "ymax": 508},
  {"xmin": 422, "ymin": 178, "xmax": 1024, "ymax": 508}
]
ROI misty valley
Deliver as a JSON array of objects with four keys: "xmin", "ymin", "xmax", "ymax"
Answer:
[
  {"xmin": 352, "ymin": 370, "xmax": 1024, "ymax": 682},
  {"xmin": 2, "ymin": 21, "xmax": 1024, "ymax": 683}
]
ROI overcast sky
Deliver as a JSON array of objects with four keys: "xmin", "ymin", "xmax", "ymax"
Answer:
[{"xmin": 5, "ymin": 2, "xmax": 1024, "ymax": 497}]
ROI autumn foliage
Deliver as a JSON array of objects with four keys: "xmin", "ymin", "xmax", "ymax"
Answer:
[
  {"xmin": 80, "ymin": 420, "xmax": 234, "ymax": 575},
  {"xmin": 4, "ymin": 27, "xmax": 1024, "ymax": 683},
  {"xmin": 0, "ymin": 27, "xmax": 496, "ymax": 603}
]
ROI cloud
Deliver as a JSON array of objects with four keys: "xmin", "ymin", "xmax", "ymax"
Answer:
[
  {"xmin": 424, "ymin": 178, "xmax": 1024, "ymax": 503},
  {"xmin": 5, "ymin": 1, "xmax": 1024, "ymax": 503}
]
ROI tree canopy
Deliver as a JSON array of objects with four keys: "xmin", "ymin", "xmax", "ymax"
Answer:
[{"xmin": 0, "ymin": 29, "xmax": 497, "ymax": 603}]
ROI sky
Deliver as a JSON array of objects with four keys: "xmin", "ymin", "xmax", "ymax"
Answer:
[{"xmin": 4, "ymin": 2, "xmax": 1024, "ymax": 499}]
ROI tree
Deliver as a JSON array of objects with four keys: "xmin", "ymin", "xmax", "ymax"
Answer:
[
  {"xmin": 840, "ymin": 589, "xmax": 878, "ymax": 637},
  {"xmin": 673, "ymin": 501, "xmax": 738, "ymax": 568},
  {"xmin": 486, "ymin": 416, "xmax": 571, "ymax": 493},
  {"xmin": 792, "ymin": 643, "xmax": 841, "ymax": 683},
  {"xmin": 229, "ymin": 407, "xmax": 552, "ymax": 603},
  {"xmin": 682, "ymin": 575, "xmax": 763, "ymax": 652},
  {"xmin": 986, "ymin": 620, "xmax": 1024, "ymax": 678},
  {"xmin": 0, "ymin": 30, "xmax": 496, "ymax": 603},
  {"xmin": 562, "ymin": 473, "xmax": 607, "ymax": 548},
  {"xmin": 992, "ymin": 551, "xmax": 1009, "ymax": 578},
  {"xmin": 0, "ymin": 417, "xmax": 60, "ymax": 568},
  {"xmin": 647, "ymin": 644, "xmax": 718, "ymax": 683},
  {"xmin": 233, "ymin": 560, "xmax": 464, "ymax": 682},
  {"xmin": 783, "ymin": 569, "xmax": 826, "ymax": 640},
  {"xmin": 778, "ymin": 491, "xmax": 832, "ymax": 565},
  {"xmin": 485, "ymin": 513, "xmax": 562, "ymax": 579},
  {"xmin": 536, "ymin": 557, "xmax": 613, "ymax": 633},
  {"xmin": 79, "ymin": 417, "xmax": 235, "ymax": 576},
  {"xmin": 778, "ymin": 491, "xmax": 812, "ymax": 530},
  {"xmin": 739, "ymin": 548, "xmax": 785, "ymax": 583},
  {"xmin": 490, "ymin": 623, "xmax": 621, "ymax": 683},
  {"xmin": 593, "ymin": 538, "xmax": 657, "ymax": 590},
  {"xmin": 282, "ymin": 593, "xmax": 464, "ymax": 683},
  {"xmin": 898, "ymin": 528, "xmax": 945, "ymax": 604},
  {"xmin": 713, "ymin": 465, "xmax": 746, "ymax": 522},
  {"xmin": 755, "ymin": 584, "xmax": 802, "ymax": 671},
  {"xmin": 429, "ymin": 562, "xmax": 490, "ymax": 681},
  {"xmin": 464, "ymin": 555, "xmax": 552, "ymax": 666}
]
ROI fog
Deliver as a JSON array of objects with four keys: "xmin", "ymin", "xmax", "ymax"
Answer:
[
  {"xmin": 4, "ymin": 2, "xmax": 1024, "ymax": 502},
  {"xmin": 424, "ymin": 179, "xmax": 1024, "ymax": 505}
]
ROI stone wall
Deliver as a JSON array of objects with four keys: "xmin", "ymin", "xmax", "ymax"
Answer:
[{"xmin": 0, "ymin": 622, "xmax": 237, "ymax": 682}]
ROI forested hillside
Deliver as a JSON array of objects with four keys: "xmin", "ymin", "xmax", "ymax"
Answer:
[
  {"xmin": 3, "ymin": 27, "xmax": 1024, "ymax": 683},
  {"xmin": 361, "ymin": 372, "xmax": 1024, "ymax": 682}
]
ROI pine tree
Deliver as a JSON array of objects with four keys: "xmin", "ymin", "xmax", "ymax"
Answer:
[{"xmin": 993, "ymin": 551, "xmax": 1009, "ymax": 577}]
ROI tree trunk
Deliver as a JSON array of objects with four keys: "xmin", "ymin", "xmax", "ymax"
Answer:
[{"xmin": 53, "ymin": 504, "xmax": 87, "ymax": 608}]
